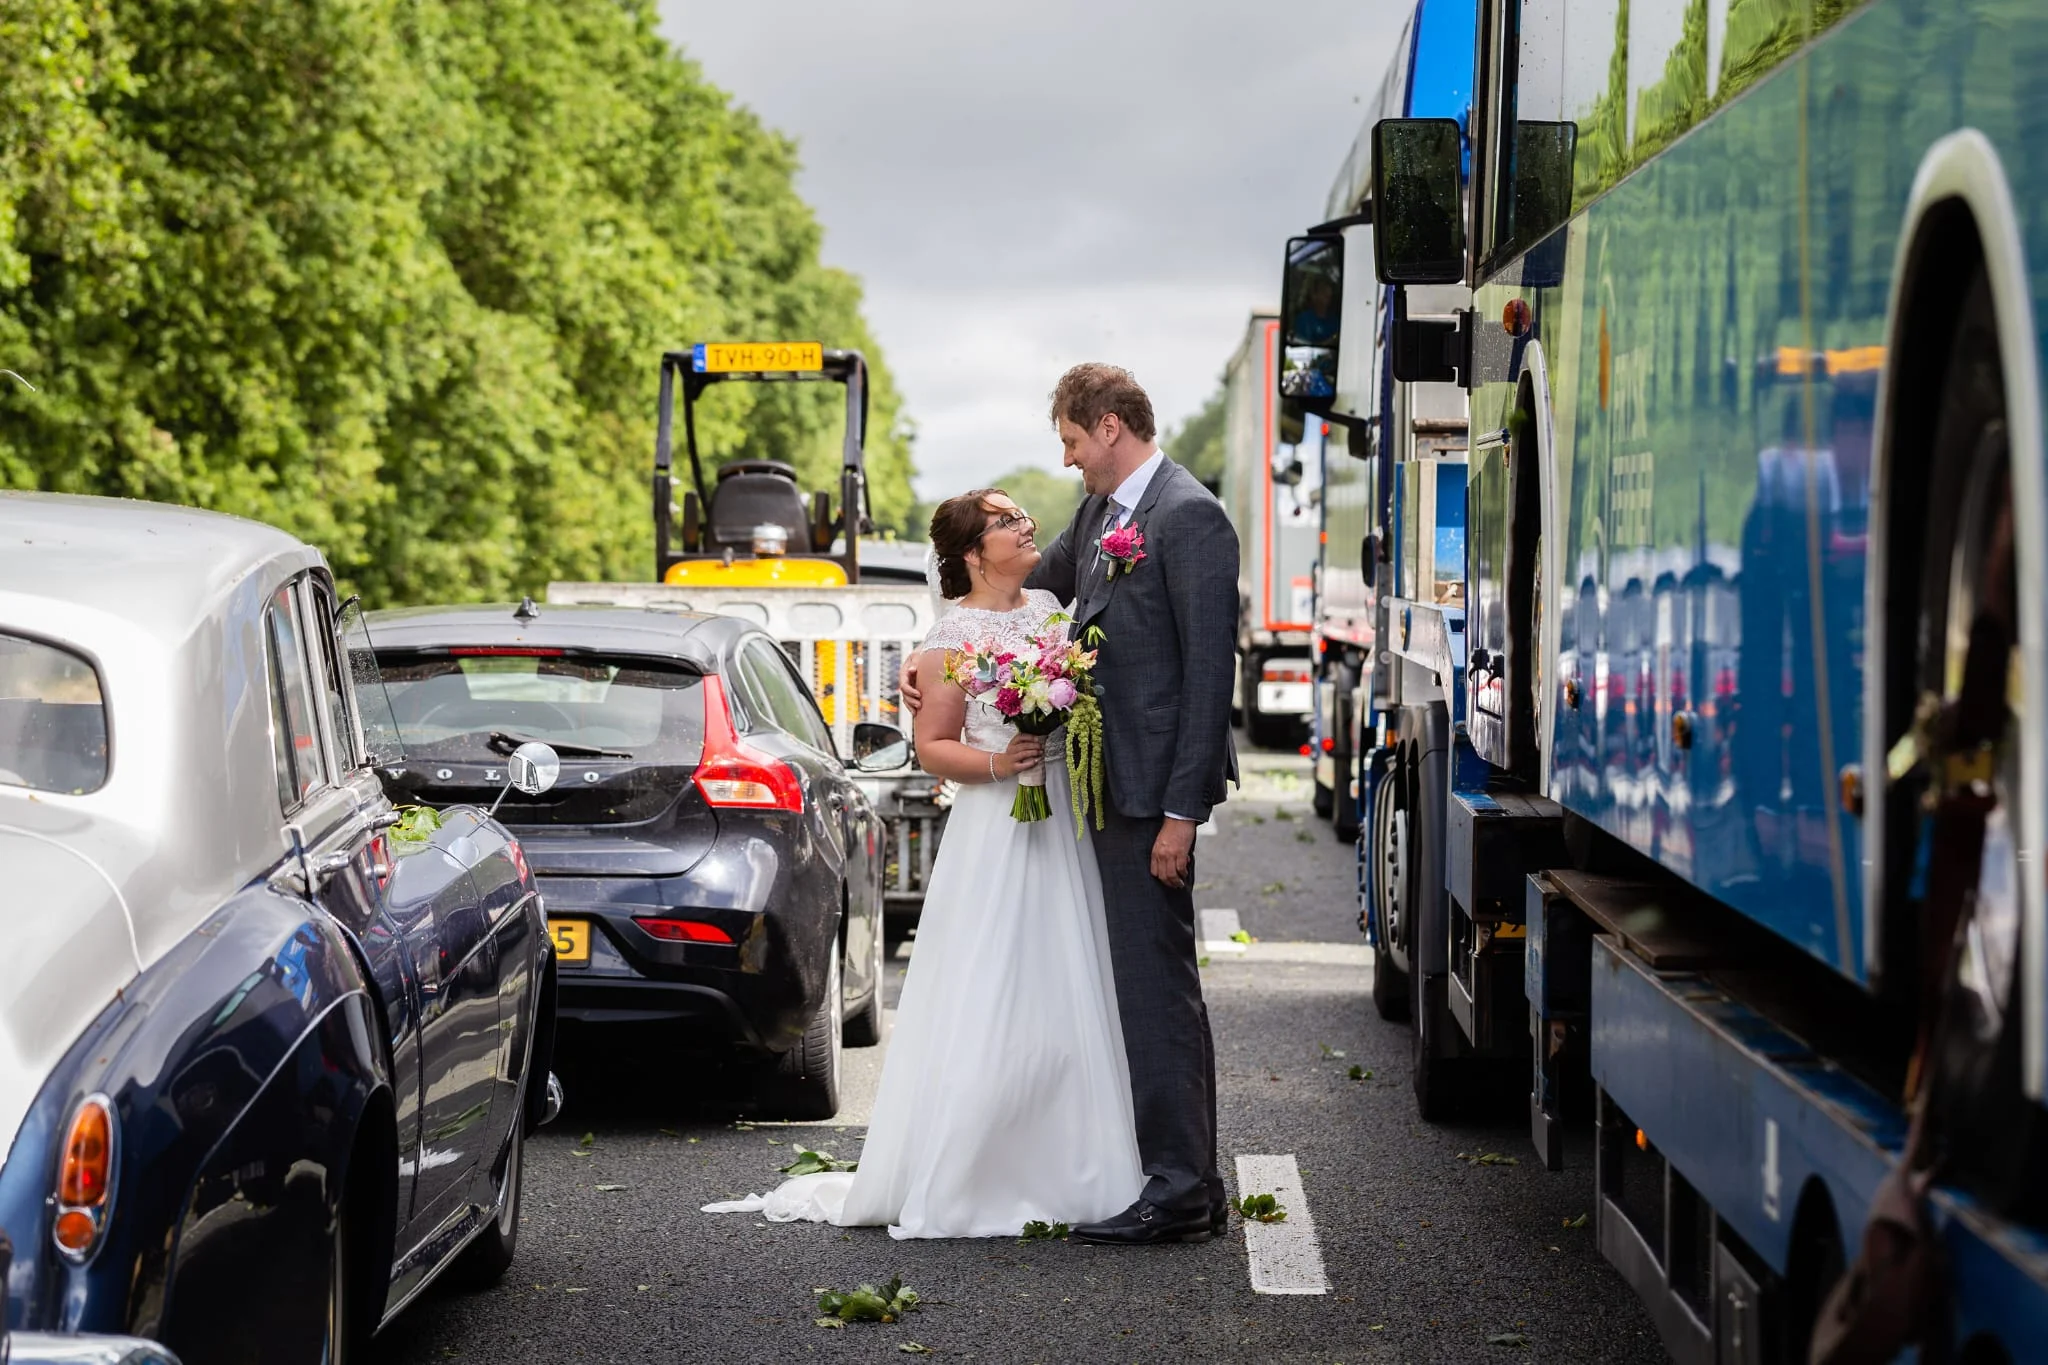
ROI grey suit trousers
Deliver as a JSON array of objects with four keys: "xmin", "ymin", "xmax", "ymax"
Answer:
[{"xmin": 1091, "ymin": 806, "xmax": 1224, "ymax": 1215}]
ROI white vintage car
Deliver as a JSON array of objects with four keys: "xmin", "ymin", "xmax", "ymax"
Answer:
[{"xmin": 0, "ymin": 492, "xmax": 560, "ymax": 1362}]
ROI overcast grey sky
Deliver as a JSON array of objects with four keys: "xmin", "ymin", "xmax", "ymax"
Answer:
[{"xmin": 656, "ymin": 1, "xmax": 1409, "ymax": 500}]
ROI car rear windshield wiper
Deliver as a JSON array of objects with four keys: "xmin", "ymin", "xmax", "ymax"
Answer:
[{"xmin": 487, "ymin": 731, "xmax": 631, "ymax": 760}]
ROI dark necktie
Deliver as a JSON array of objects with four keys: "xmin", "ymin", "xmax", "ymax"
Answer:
[{"xmin": 1092, "ymin": 501, "xmax": 1120, "ymax": 573}]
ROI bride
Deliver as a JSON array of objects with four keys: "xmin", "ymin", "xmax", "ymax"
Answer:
[{"xmin": 703, "ymin": 489, "xmax": 1143, "ymax": 1238}]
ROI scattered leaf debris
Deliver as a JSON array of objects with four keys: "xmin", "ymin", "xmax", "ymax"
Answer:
[
  {"xmin": 1487, "ymin": 1332, "xmax": 1531, "ymax": 1347},
  {"xmin": 1455, "ymin": 1151, "xmax": 1519, "ymax": 1166},
  {"xmin": 815, "ymin": 1275, "xmax": 922, "ymax": 1326},
  {"xmin": 1018, "ymin": 1220, "xmax": 1070, "ymax": 1244},
  {"xmin": 1564, "ymin": 1213, "xmax": 1589, "ymax": 1228},
  {"xmin": 781, "ymin": 1149, "xmax": 859, "ymax": 1176},
  {"xmin": 1231, "ymin": 1193, "xmax": 1286, "ymax": 1223}
]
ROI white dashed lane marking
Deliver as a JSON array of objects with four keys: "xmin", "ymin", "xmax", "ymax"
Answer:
[
  {"xmin": 1200, "ymin": 907, "xmax": 1247, "ymax": 954},
  {"xmin": 1234, "ymin": 1153, "xmax": 1329, "ymax": 1295}
]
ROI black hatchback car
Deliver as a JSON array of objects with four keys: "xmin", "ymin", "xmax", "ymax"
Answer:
[{"xmin": 365, "ymin": 603, "xmax": 904, "ymax": 1119}]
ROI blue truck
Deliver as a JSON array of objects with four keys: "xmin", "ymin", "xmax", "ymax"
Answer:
[{"xmin": 1288, "ymin": 0, "xmax": 2048, "ymax": 1358}]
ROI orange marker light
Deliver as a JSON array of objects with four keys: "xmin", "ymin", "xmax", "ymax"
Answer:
[
  {"xmin": 1503, "ymin": 298, "xmax": 1532, "ymax": 337},
  {"xmin": 1635, "ymin": 1128, "xmax": 1649, "ymax": 1152},
  {"xmin": 53, "ymin": 1095, "xmax": 115, "ymax": 1261},
  {"xmin": 59, "ymin": 1098, "xmax": 112, "ymax": 1206}
]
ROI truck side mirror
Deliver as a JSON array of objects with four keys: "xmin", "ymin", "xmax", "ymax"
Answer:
[
  {"xmin": 1371, "ymin": 118, "xmax": 1464, "ymax": 285},
  {"xmin": 1279, "ymin": 235, "xmax": 1344, "ymax": 411}
]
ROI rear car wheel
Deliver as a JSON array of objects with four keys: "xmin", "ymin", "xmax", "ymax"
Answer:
[
  {"xmin": 764, "ymin": 948, "xmax": 843, "ymax": 1120},
  {"xmin": 450, "ymin": 1114, "xmax": 523, "ymax": 1289},
  {"xmin": 843, "ymin": 922, "xmax": 885, "ymax": 1048}
]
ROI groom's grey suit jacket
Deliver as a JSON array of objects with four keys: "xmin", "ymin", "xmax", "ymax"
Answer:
[{"xmin": 1027, "ymin": 457, "xmax": 1239, "ymax": 822}]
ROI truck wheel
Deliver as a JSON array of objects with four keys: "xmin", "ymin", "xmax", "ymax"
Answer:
[
  {"xmin": 1909, "ymin": 269, "xmax": 2048, "ymax": 1219},
  {"xmin": 1367, "ymin": 752, "xmax": 1410, "ymax": 1022},
  {"xmin": 1331, "ymin": 664, "xmax": 1361, "ymax": 841},
  {"xmin": 763, "ymin": 949, "xmax": 843, "ymax": 1121}
]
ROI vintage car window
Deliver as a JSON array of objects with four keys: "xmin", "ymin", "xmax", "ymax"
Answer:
[
  {"xmin": 307, "ymin": 579, "xmax": 358, "ymax": 779},
  {"xmin": 0, "ymin": 632, "xmax": 109, "ymax": 794},
  {"xmin": 375, "ymin": 652, "xmax": 705, "ymax": 765},
  {"xmin": 265, "ymin": 584, "xmax": 325, "ymax": 809},
  {"xmin": 742, "ymin": 638, "xmax": 837, "ymax": 756},
  {"xmin": 336, "ymin": 598, "xmax": 405, "ymax": 766}
]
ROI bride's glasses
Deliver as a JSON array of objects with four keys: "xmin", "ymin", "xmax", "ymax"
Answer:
[{"xmin": 982, "ymin": 509, "xmax": 1036, "ymax": 538}]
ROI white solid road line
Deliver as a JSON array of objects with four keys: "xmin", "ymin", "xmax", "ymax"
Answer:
[
  {"xmin": 1235, "ymin": 1153, "xmax": 1329, "ymax": 1295},
  {"xmin": 1200, "ymin": 907, "xmax": 1248, "ymax": 954}
]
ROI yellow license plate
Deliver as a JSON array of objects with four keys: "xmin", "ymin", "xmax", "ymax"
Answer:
[
  {"xmin": 693, "ymin": 341, "xmax": 823, "ymax": 373},
  {"xmin": 549, "ymin": 918, "xmax": 591, "ymax": 964}
]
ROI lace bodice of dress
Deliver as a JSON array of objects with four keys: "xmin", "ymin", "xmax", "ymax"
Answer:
[{"xmin": 920, "ymin": 588, "xmax": 1069, "ymax": 755}]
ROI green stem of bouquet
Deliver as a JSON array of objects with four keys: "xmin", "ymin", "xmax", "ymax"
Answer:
[
  {"xmin": 1011, "ymin": 782, "xmax": 1052, "ymax": 822},
  {"xmin": 1064, "ymin": 694, "xmax": 1106, "ymax": 837}
]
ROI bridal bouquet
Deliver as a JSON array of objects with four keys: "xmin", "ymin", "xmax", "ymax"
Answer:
[{"xmin": 943, "ymin": 616, "xmax": 1107, "ymax": 830}]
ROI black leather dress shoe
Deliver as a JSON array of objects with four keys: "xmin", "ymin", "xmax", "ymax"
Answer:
[
  {"xmin": 1211, "ymin": 1203, "xmax": 1229, "ymax": 1236},
  {"xmin": 1072, "ymin": 1200, "xmax": 1215, "ymax": 1246}
]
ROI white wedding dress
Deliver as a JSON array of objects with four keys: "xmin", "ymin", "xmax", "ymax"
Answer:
[{"xmin": 704, "ymin": 589, "xmax": 1143, "ymax": 1238}]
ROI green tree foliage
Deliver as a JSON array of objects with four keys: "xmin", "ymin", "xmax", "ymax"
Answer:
[
  {"xmin": 0, "ymin": 0, "xmax": 912, "ymax": 604},
  {"xmin": 1163, "ymin": 382, "xmax": 1226, "ymax": 488}
]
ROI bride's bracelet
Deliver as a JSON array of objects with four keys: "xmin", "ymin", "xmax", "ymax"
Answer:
[{"xmin": 987, "ymin": 751, "xmax": 999, "ymax": 784}]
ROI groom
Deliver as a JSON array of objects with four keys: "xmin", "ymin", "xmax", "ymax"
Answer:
[{"xmin": 1034, "ymin": 363, "xmax": 1239, "ymax": 1244}]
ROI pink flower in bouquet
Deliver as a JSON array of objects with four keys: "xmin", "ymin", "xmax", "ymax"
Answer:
[
  {"xmin": 994, "ymin": 685, "xmax": 1024, "ymax": 716},
  {"xmin": 1047, "ymin": 677, "xmax": 1078, "ymax": 709},
  {"xmin": 1099, "ymin": 524, "xmax": 1146, "ymax": 576}
]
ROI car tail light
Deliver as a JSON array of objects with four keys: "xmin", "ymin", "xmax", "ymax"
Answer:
[
  {"xmin": 634, "ymin": 917, "xmax": 735, "ymax": 944},
  {"xmin": 53, "ymin": 1095, "xmax": 115, "ymax": 1262},
  {"xmin": 1321, "ymin": 737, "xmax": 1336, "ymax": 753},
  {"xmin": 1263, "ymin": 663, "xmax": 1312, "ymax": 684},
  {"xmin": 694, "ymin": 676, "xmax": 804, "ymax": 812}
]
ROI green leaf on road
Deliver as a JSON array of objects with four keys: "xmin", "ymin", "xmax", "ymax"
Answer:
[
  {"xmin": 1564, "ymin": 1213, "xmax": 1589, "ymax": 1228},
  {"xmin": 815, "ymin": 1275, "xmax": 922, "ymax": 1326},
  {"xmin": 814, "ymin": 1318, "xmax": 846, "ymax": 1330},
  {"xmin": 1348, "ymin": 1065, "xmax": 1367, "ymax": 1080},
  {"xmin": 1487, "ymin": 1332, "xmax": 1531, "ymax": 1347},
  {"xmin": 595, "ymin": 1183, "xmax": 627, "ymax": 1192},
  {"xmin": 1197, "ymin": 956, "xmax": 1211, "ymax": 967},
  {"xmin": 781, "ymin": 1149, "xmax": 859, "ymax": 1176},
  {"xmin": 1018, "ymin": 1220, "xmax": 1070, "ymax": 1243},
  {"xmin": 578, "ymin": 1132, "xmax": 594, "ymax": 1148},
  {"xmin": 1231, "ymin": 1193, "xmax": 1287, "ymax": 1223},
  {"xmin": 1455, "ymin": 1151, "xmax": 1519, "ymax": 1166},
  {"xmin": 1318, "ymin": 1042, "xmax": 1345, "ymax": 1058},
  {"xmin": 900, "ymin": 1346, "xmax": 935, "ymax": 1355},
  {"xmin": 1261, "ymin": 881, "xmax": 1285, "ymax": 895},
  {"xmin": 1295, "ymin": 828, "xmax": 1316, "ymax": 843},
  {"xmin": 1232, "ymin": 930, "xmax": 1254, "ymax": 944}
]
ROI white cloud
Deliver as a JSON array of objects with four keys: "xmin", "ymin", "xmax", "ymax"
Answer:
[{"xmin": 657, "ymin": 0, "xmax": 1410, "ymax": 500}]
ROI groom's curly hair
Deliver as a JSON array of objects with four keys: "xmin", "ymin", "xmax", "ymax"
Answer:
[
  {"xmin": 929, "ymin": 489, "xmax": 1006, "ymax": 599},
  {"xmin": 1050, "ymin": 363, "xmax": 1156, "ymax": 442}
]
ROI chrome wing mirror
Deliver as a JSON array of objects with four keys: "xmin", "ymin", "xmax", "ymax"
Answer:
[{"xmin": 489, "ymin": 741, "xmax": 560, "ymax": 816}]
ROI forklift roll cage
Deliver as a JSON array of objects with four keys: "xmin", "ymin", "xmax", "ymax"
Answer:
[{"xmin": 653, "ymin": 347, "xmax": 873, "ymax": 582}]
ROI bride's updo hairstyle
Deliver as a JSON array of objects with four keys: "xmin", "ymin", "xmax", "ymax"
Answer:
[{"xmin": 929, "ymin": 489, "xmax": 1005, "ymax": 599}]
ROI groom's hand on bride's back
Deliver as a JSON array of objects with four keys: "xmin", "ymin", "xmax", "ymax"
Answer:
[{"xmin": 899, "ymin": 657, "xmax": 924, "ymax": 713}]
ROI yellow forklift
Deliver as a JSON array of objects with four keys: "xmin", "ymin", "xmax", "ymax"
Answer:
[
  {"xmin": 621, "ymin": 343, "xmax": 950, "ymax": 944},
  {"xmin": 655, "ymin": 342, "xmax": 873, "ymax": 587}
]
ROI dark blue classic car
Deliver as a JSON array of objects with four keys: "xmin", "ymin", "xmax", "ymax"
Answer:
[
  {"xmin": 366, "ymin": 602, "xmax": 902, "ymax": 1119},
  {"xmin": 0, "ymin": 493, "xmax": 560, "ymax": 1361}
]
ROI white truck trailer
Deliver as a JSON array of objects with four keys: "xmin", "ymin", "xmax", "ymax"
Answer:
[{"xmin": 1221, "ymin": 311, "xmax": 1323, "ymax": 749}]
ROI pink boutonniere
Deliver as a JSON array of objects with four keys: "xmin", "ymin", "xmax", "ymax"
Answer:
[{"xmin": 1099, "ymin": 524, "xmax": 1146, "ymax": 578}]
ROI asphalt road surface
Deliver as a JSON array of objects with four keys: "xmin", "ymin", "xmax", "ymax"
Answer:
[{"xmin": 374, "ymin": 743, "xmax": 1666, "ymax": 1364}]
